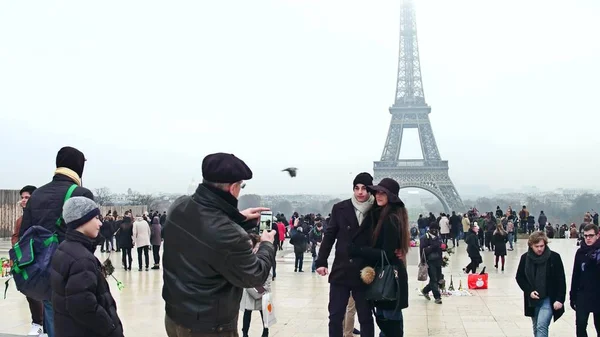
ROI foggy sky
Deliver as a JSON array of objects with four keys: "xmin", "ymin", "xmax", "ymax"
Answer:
[{"xmin": 1, "ymin": 0, "xmax": 599, "ymax": 197}]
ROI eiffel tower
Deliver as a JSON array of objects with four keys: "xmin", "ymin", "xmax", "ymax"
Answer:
[{"xmin": 373, "ymin": 0, "xmax": 464, "ymax": 213}]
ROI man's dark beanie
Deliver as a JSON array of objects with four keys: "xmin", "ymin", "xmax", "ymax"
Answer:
[
  {"xmin": 353, "ymin": 172, "xmax": 373, "ymax": 188},
  {"xmin": 202, "ymin": 153, "xmax": 253, "ymax": 184},
  {"xmin": 19, "ymin": 185, "xmax": 37, "ymax": 195},
  {"xmin": 56, "ymin": 146, "xmax": 86, "ymax": 178}
]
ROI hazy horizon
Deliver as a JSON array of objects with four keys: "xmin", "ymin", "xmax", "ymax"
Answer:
[{"xmin": 1, "ymin": 0, "xmax": 599, "ymax": 197}]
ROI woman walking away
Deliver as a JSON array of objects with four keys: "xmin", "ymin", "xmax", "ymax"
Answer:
[
  {"xmin": 516, "ymin": 231, "xmax": 566, "ymax": 337},
  {"xmin": 464, "ymin": 224, "xmax": 482, "ymax": 274},
  {"xmin": 133, "ymin": 216, "xmax": 151, "ymax": 271},
  {"xmin": 51, "ymin": 197, "xmax": 124, "ymax": 337},
  {"xmin": 118, "ymin": 216, "xmax": 134, "ymax": 270},
  {"xmin": 507, "ymin": 220, "xmax": 515, "ymax": 251},
  {"xmin": 349, "ymin": 178, "xmax": 410, "ymax": 336},
  {"xmin": 150, "ymin": 216, "xmax": 162, "ymax": 269},
  {"xmin": 240, "ymin": 234, "xmax": 272, "ymax": 337},
  {"xmin": 493, "ymin": 224, "xmax": 508, "ymax": 271}
]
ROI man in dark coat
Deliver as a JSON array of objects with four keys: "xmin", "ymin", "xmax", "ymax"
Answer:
[
  {"xmin": 19, "ymin": 146, "xmax": 94, "ymax": 337},
  {"xmin": 449, "ymin": 211, "xmax": 462, "ymax": 247},
  {"xmin": 420, "ymin": 224, "xmax": 444, "ymax": 304},
  {"xmin": 570, "ymin": 223, "xmax": 600, "ymax": 336},
  {"xmin": 315, "ymin": 172, "xmax": 376, "ymax": 337},
  {"xmin": 162, "ymin": 153, "xmax": 275, "ymax": 337},
  {"xmin": 50, "ymin": 197, "xmax": 123, "ymax": 337}
]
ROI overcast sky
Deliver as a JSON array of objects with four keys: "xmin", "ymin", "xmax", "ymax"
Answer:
[{"xmin": 1, "ymin": 0, "xmax": 599, "ymax": 197}]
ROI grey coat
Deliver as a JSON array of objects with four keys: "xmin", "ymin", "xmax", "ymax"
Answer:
[{"xmin": 240, "ymin": 272, "xmax": 272, "ymax": 311}]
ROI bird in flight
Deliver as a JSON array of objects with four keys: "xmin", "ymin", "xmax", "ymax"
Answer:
[{"xmin": 282, "ymin": 167, "xmax": 298, "ymax": 177}]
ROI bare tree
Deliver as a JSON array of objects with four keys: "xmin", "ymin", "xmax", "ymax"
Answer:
[
  {"xmin": 128, "ymin": 192, "xmax": 156, "ymax": 207},
  {"xmin": 94, "ymin": 187, "xmax": 115, "ymax": 206}
]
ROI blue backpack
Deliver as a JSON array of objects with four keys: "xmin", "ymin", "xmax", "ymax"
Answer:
[{"xmin": 8, "ymin": 184, "xmax": 77, "ymax": 301}]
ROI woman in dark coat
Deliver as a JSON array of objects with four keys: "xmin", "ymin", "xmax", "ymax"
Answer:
[
  {"xmin": 516, "ymin": 231, "xmax": 566, "ymax": 337},
  {"xmin": 50, "ymin": 197, "xmax": 124, "ymax": 337},
  {"xmin": 464, "ymin": 224, "xmax": 482, "ymax": 274},
  {"xmin": 349, "ymin": 178, "xmax": 410, "ymax": 337},
  {"xmin": 492, "ymin": 224, "xmax": 508, "ymax": 271},
  {"xmin": 118, "ymin": 216, "xmax": 134, "ymax": 270}
]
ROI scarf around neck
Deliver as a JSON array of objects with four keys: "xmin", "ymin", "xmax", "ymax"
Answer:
[
  {"xmin": 525, "ymin": 247, "xmax": 551, "ymax": 306},
  {"xmin": 55, "ymin": 167, "xmax": 82, "ymax": 186},
  {"xmin": 351, "ymin": 194, "xmax": 374, "ymax": 225}
]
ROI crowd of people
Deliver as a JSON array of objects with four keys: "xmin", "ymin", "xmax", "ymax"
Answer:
[{"xmin": 8, "ymin": 146, "xmax": 600, "ymax": 337}]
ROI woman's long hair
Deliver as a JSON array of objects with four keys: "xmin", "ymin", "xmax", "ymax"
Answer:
[
  {"xmin": 494, "ymin": 223, "xmax": 507, "ymax": 236},
  {"xmin": 371, "ymin": 203, "xmax": 411, "ymax": 260}
]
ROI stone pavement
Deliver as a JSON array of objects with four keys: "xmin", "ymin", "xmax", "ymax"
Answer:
[{"xmin": 0, "ymin": 237, "xmax": 597, "ymax": 336}]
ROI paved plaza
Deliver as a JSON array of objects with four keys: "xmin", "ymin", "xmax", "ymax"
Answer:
[{"xmin": 1, "ymin": 236, "xmax": 597, "ymax": 336}]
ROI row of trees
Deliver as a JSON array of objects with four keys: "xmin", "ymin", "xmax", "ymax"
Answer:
[
  {"xmin": 424, "ymin": 193, "xmax": 599, "ymax": 225},
  {"xmin": 238, "ymin": 195, "xmax": 340, "ymax": 217}
]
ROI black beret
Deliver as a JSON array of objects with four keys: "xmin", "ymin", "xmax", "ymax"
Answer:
[{"xmin": 202, "ymin": 153, "xmax": 253, "ymax": 184}]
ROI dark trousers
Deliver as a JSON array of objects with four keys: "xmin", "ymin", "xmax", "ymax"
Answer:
[
  {"xmin": 576, "ymin": 310, "xmax": 600, "ymax": 337},
  {"xmin": 27, "ymin": 296, "xmax": 44, "ymax": 325},
  {"xmin": 484, "ymin": 231, "xmax": 494, "ymax": 250},
  {"xmin": 328, "ymin": 284, "xmax": 374, "ymax": 337},
  {"xmin": 166, "ymin": 314, "xmax": 239, "ymax": 337},
  {"xmin": 241, "ymin": 310, "xmax": 267, "ymax": 336},
  {"xmin": 153, "ymin": 244, "xmax": 161, "ymax": 265},
  {"xmin": 103, "ymin": 235, "xmax": 114, "ymax": 251},
  {"xmin": 272, "ymin": 255, "xmax": 276, "ymax": 278},
  {"xmin": 465, "ymin": 258, "xmax": 480, "ymax": 274},
  {"xmin": 422, "ymin": 264, "xmax": 442, "ymax": 300},
  {"xmin": 138, "ymin": 246, "xmax": 150, "ymax": 269},
  {"xmin": 121, "ymin": 248, "xmax": 132, "ymax": 269},
  {"xmin": 294, "ymin": 252, "xmax": 303, "ymax": 271}
]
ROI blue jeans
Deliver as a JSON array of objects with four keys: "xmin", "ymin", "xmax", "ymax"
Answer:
[
  {"xmin": 532, "ymin": 297, "xmax": 552, "ymax": 337},
  {"xmin": 376, "ymin": 308, "xmax": 403, "ymax": 337},
  {"xmin": 43, "ymin": 300, "xmax": 55, "ymax": 337},
  {"xmin": 419, "ymin": 228, "xmax": 427, "ymax": 237},
  {"xmin": 507, "ymin": 232, "xmax": 514, "ymax": 249}
]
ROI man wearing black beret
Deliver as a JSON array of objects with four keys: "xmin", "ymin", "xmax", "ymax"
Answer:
[{"xmin": 162, "ymin": 152, "xmax": 276, "ymax": 337}]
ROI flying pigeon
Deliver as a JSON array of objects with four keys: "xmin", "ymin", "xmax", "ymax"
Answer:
[{"xmin": 282, "ymin": 167, "xmax": 298, "ymax": 177}]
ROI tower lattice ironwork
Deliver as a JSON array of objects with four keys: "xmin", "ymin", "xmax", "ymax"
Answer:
[{"xmin": 373, "ymin": 0, "xmax": 464, "ymax": 213}]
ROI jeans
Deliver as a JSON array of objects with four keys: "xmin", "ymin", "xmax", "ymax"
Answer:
[
  {"xmin": 43, "ymin": 300, "xmax": 54, "ymax": 337},
  {"xmin": 121, "ymin": 247, "xmax": 133, "ymax": 269},
  {"xmin": 103, "ymin": 235, "xmax": 114, "ymax": 251},
  {"xmin": 576, "ymin": 309, "xmax": 600, "ymax": 337},
  {"xmin": 507, "ymin": 232, "xmax": 514, "ymax": 249},
  {"xmin": 152, "ymin": 244, "xmax": 161, "ymax": 265},
  {"xmin": 294, "ymin": 252, "xmax": 304, "ymax": 271},
  {"xmin": 328, "ymin": 284, "xmax": 374, "ymax": 337},
  {"xmin": 419, "ymin": 228, "xmax": 427, "ymax": 237},
  {"xmin": 422, "ymin": 264, "xmax": 442, "ymax": 300},
  {"xmin": 532, "ymin": 297, "xmax": 552, "ymax": 337},
  {"xmin": 138, "ymin": 246, "xmax": 150, "ymax": 269},
  {"xmin": 376, "ymin": 308, "xmax": 403, "ymax": 337},
  {"xmin": 166, "ymin": 314, "xmax": 239, "ymax": 337},
  {"xmin": 242, "ymin": 310, "xmax": 266, "ymax": 336}
]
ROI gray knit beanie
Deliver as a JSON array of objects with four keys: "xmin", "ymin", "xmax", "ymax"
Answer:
[{"xmin": 63, "ymin": 197, "xmax": 100, "ymax": 230}]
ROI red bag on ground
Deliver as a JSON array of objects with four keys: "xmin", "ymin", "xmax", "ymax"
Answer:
[{"xmin": 467, "ymin": 273, "xmax": 488, "ymax": 289}]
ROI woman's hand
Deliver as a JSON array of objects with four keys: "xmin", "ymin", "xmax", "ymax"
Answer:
[
  {"xmin": 553, "ymin": 301, "xmax": 563, "ymax": 310},
  {"xmin": 530, "ymin": 291, "xmax": 540, "ymax": 299}
]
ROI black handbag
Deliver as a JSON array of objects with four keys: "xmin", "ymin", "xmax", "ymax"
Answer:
[{"xmin": 365, "ymin": 251, "xmax": 399, "ymax": 303}]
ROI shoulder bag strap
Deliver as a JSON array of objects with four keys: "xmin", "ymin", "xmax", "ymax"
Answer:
[{"xmin": 55, "ymin": 184, "xmax": 78, "ymax": 228}]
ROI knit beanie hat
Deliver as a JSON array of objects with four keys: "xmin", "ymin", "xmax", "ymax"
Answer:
[
  {"xmin": 56, "ymin": 146, "xmax": 86, "ymax": 178},
  {"xmin": 63, "ymin": 197, "xmax": 100, "ymax": 230},
  {"xmin": 353, "ymin": 172, "xmax": 373, "ymax": 188}
]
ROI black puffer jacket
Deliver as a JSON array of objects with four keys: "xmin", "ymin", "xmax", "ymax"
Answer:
[
  {"xmin": 20, "ymin": 174, "xmax": 94, "ymax": 242},
  {"xmin": 50, "ymin": 230, "xmax": 123, "ymax": 337},
  {"xmin": 162, "ymin": 184, "xmax": 274, "ymax": 334}
]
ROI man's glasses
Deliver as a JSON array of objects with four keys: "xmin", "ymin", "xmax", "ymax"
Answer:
[{"xmin": 583, "ymin": 234, "xmax": 597, "ymax": 239}]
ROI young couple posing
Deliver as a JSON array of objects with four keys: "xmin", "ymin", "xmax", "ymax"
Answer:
[{"xmin": 315, "ymin": 173, "xmax": 410, "ymax": 337}]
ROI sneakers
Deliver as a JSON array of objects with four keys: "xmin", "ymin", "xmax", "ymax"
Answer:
[
  {"xmin": 435, "ymin": 298, "xmax": 443, "ymax": 304},
  {"xmin": 151, "ymin": 265, "xmax": 160, "ymax": 270},
  {"xmin": 28, "ymin": 323, "xmax": 43, "ymax": 336}
]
